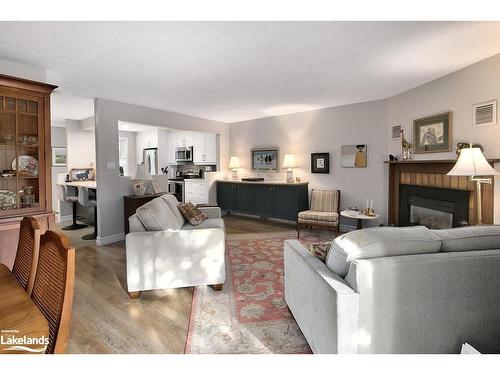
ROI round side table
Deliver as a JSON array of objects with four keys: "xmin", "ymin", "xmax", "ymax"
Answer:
[{"xmin": 340, "ymin": 210, "xmax": 380, "ymax": 229}]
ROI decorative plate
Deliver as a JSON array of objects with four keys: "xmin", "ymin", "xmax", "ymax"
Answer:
[
  {"xmin": 11, "ymin": 155, "xmax": 38, "ymax": 177},
  {"xmin": 0, "ymin": 190, "xmax": 17, "ymax": 210}
]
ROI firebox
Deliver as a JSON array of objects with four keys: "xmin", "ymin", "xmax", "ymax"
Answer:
[{"xmin": 399, "ymin": 184, "xmax": 470, "ymax": 228}]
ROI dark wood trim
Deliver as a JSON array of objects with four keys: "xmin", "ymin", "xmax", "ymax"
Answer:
[{"xmin": 0, "ymin": 74, "xmax": 58, "ymax": 93}]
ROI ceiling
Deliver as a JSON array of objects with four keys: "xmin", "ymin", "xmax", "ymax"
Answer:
[{"xmin": 1, "ymin": 21, "xmax": 500, "ymax": 123}]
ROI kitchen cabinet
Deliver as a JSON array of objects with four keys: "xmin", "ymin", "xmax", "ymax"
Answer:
[
  {"xmin": 175, "ymin": 131, "xmax": 193, "ymax": 148},
  {"xmin": 136, "ymin": 130, "xmax": 158, "ymax": 164},
  {"xmin": 217, "ymin": 181, "xmax": 308, "ymax": 221},
  {"xmin": 184, "ymin": 179, "xmax": 208, "ymax": 205},
  {"xmin": 193, "ymin": 132, "xmax": 217, "ymax": 164}
]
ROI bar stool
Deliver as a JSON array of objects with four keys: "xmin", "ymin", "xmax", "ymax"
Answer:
[
  {"xmin": 56, "ymin": 184, "xmax": 87, "ymax": 230},
  {"xmin": 77, "ymin": 186, "xmax": 97, "ymax": 240}
]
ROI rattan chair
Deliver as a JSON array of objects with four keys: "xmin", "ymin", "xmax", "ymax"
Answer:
[
  {"xmin": 12, "ymin": 217, "xmax": 41, "ymax": 294},
  {"xmin": 31, "ymin": 230, "xmax": 75, "ymax": 354},
  {"xmin": 297, "ymin": 189, "xmax": 340, "ymax": 238}
]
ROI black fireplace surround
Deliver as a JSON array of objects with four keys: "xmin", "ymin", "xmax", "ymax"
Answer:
[{"xmin": 399, "ymin": 184, "xmax": 470, "ymax": 228}]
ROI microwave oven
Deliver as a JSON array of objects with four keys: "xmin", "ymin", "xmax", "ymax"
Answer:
[{"xmin": 175, "ymin": 146, "xmax": 193, "ymax": 162}]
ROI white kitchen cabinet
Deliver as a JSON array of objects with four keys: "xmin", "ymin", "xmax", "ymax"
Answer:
[
  {"xmin": 193, "ymin": 132, "xmax": 217, "ymax": 164},
  {"xmin": 136, "ymin": 130, "xmax": 158, "ymax": 165},
  {"xmin": 184, "ymin": 179, "xmax": 208, "ymax": 205},
  {"xmin": 176, "ymin": 131, "xmax": 193, "ymax": 147},
  {"xmin": 166, "ymin": 131, "xmax": 177, "ymax": 165}
]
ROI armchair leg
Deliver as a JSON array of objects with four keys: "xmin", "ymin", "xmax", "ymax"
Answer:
[
  {"xmin": 209, "ymin": 283, "xmax": 223, "ymax": 291},
  {"xmin": 128, "ymin": 291, "xmax": 142, "ymax": 299}
]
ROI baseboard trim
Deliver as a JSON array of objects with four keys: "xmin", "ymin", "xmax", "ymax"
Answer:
[{"xmin": 96, "ymin": 233, "xmax": 125, "ymax": 245}]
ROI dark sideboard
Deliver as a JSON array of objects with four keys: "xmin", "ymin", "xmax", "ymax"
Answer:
[{"xmin": 216, "ymin": 181, "xmax": 309, "ymax": 221}]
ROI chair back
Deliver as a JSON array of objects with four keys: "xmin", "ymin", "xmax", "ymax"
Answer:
[
  {"xmin": 12, "ymin": 217, "xmax": 41, "ymax": 294},
  {"xmin": 55, "ymin": 184, "xmax": 68, "ymax": 202},
  {"xmin": 31, "ymin": 230, "xmax": 75, "ymax": 354},
  {"xmin": 77, "ymin": 186, "xmax": 91, "ymax": 207},
  {"xmin": 310, "ymin": 189, "xmax": 340, "ymax": 213}
]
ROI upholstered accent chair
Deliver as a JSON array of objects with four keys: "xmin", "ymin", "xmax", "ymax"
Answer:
[
  {"xmin": 31, "ymin": 230, "xmax": 75, "ymax": 354},
  {"xmin": 297, "ymin": 189, "xmax": 340, "ymax": 238},
  {"xmin": 12, "ymin": 216, "xmax": 41, "ymax": 294}
]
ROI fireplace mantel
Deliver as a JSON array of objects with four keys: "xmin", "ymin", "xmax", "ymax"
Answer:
[{"xmin": 387, "ymin": 159, "xmax": 497, "ymax": 226}]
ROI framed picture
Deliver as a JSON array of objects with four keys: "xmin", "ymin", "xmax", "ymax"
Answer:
[
  {"xmin": 311, "ymin": 153, "xmax": 330, "ymax": 173},
  {"xmin": 52, "ymin": 147, "xmax": 67, "ymax": 167},
  {"xmin": 251, "ymin": 147, "xmax": 279, "ymax": 171},
  {"xmin": 70, "ymin": 168, "xmax": 95, "ymax": 181},
  {"xmin": 413, "ymin": 112, "xmax": 452, "ymax": 154},
  {"xmin": 391, "ymin": 125, "xmax": 402, "ymax": 141},
  {"xmin": 341, "ymin": 144, "xmax": 367, "ymax": 168}
]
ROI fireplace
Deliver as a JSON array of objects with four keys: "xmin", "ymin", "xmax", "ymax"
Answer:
[{"xmin": 399, "ymin": 184, "xmax": 470, "ymax": 228}]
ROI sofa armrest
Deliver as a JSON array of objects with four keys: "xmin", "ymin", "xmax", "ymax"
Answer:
[
  {"xmin": 126, "ymin": 228, "xmax": 225, "ymax": 292},
  {"xmin": 199, "ymin": 206, "xmax": 221, "ymax": 219},
  {"xmin": 284, "ymin": 239, "xmax": 359, "ymax": 353}
]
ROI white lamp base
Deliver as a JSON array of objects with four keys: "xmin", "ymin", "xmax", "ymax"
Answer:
[
  {"xmin": 231, "ymin": 169, "xmax": 238, "ymax": 180},
  {"xmin": 132, "ymin": 182, "xmax": 147, "ymax": 196},
  {"xmin": 286, "ymin": 169, "xmax": 294, "ymax": 183}
]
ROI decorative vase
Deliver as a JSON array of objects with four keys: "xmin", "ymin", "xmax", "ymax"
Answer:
[
  {"xmin": 20, "ymin": 186, "xmax": 35, "ymax": 207},
  {"xmin": 132, "ymin": 181, "xmax": 147, "ymax": 196}
]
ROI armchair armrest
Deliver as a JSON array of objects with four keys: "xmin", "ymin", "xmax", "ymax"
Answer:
[
  {"xmin": 284, "ymin": 240, "xmax": 359, "ymax": 353},
  {"xmin": 199, "ymin": 206, "xmax": 221, "ymax": 219},
  {"xmin": 126, "ymin": 227, "xmax": 225, "ymax": 292}
]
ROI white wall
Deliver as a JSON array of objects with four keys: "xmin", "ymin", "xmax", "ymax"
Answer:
[
  {"xmin": 230, "ymin": 100, "xmax": 388, "ymax": 229},
  {"xmin": 94, "ymin": 98, "xmax": 230, "ymax": 243},
  {"xmin": 51, "ymin": 125, "xmax": 71, "ymax": 219},
  {"xmin": 65, "ymin": 119, "xmax": 96, "ymax": 170},
  {"xmin": 118, "ymin": 130, "xmax": 137, "ymax": 176},
  {"xmin": 387, "ymin": 53, "xmax": 500, "ymax": 223}
]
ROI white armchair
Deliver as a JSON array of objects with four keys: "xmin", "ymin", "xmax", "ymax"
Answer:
[{"xmin": 125, "ymin": 194, "xmax": 226, "ymax": 298}]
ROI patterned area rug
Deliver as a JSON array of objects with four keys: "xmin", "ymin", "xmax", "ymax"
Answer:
[{"xmin": 184, "ymin": 232, "xmax": 329, "ymax": 354}]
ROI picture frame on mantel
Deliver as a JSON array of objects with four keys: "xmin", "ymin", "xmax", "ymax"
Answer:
[
  {"xmin": 413, "ymin": 111, "xmax": 452, "ymax": 154},
  {"xmin": 311, "ymin": 153, "xmax": 330, "ymax": 173}
]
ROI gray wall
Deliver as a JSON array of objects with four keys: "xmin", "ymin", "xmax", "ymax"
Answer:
[
  {"xmin": 229, "ymin": 100, "xmax": 388, "ymax": 228},
  {"xmin": 65, "ymin": 119, "xmax": 96, "ymax": 170},
  {"xmin": 94, "ymin": 98, "xmax": 230, "ymax": 243},
  {"xmin": 118, "ymin": 130, "xmax": 137, "ymax": 176},
  {"xmin": 387, "ymin": 53, "xmax": 500, "ymax": 223}
]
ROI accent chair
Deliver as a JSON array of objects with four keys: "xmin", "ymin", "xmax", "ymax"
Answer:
[{"xmin": 297, "ymin": 189, "xmax": 340, "ymax": 238}]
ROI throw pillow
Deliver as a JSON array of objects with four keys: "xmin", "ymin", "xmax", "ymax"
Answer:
[
  {"xmin": 178, "ymin": 202, "xmax": 208, "ymax": 226},
  {"xmin": 308, "ymin": 242, "xmax": 332, "ymax": 262}
]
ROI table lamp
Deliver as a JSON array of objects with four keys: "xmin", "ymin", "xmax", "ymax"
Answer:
[
  {"xmin": 228, "ymin": 156, "xmax": 241, "ymax": 180},
  {"xmin": 282, "ymin": 154, "xmax": 297, "ymax": 183},
  {"xmin": 447, "ymin": 144, "xmax": 498, "ymax": 225},
  {"xmin": 132, "ymin": 164, "xmax": 153, "ymax": 195}
]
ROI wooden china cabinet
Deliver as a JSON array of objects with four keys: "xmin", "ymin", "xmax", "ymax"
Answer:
[{"xmin": 0, "ymin": 74, "xmax": 57, "ymax": 269}]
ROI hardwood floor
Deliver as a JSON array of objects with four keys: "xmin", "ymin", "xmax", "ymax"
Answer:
[{"xmin": 58, "ymin": 215, "xmax": 331, "ymax": 353}]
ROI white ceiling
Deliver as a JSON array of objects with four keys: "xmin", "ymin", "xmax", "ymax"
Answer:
[{"xmin": 1, "ymin": 21, "xmax": 500, "ymax": 123}]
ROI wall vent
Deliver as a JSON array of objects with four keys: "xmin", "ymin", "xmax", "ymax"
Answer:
[{"xmin": 473, "ymin": 99, "xmax": 496, "ymax": 127}]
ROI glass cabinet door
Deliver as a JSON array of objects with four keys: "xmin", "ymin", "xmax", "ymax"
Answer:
[{"xmin": 0, "ymin": 93, "xmax": 44, "ymax": 215}]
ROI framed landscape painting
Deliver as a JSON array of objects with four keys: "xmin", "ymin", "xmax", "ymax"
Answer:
[
  {"xmin": 52, "ymin": 147, "xmax": 67, "ymax": 167},
  {"xmin": 413, "ymin": 112, "xmax": 452, "ymax": 154},
  {"xmin": 251, "ymin": 147, "xmax": 279, "ymax": 171}
]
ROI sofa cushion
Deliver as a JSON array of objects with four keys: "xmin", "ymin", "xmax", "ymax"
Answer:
[
  {"xmin": 308, "ymin": 242, "xmax": 332, "ymax": 262},
  {"xmin": 135, "ymin": 196, "xmax": 181, "ymax": 231},
  {"xmin": 178, "ymin": 202, "xmax": 208, "ymax": 226},
  {"xmin": 325, "ymin": 226, "xmax": 442, "ymax": 278},
  {"xmin": 161, "ymin": 194, "xmax": 185, "ymax": 227},
  {"xmin": 129, "ymin": 214, "xmax": 147, "ymax": 232},
  {"xmin": 433, "ymin": 225, "xmax": 500, "ymax": 252},
  {"xmin": 182, "ymin": 218, "xmax": 225, "ymax": 231}
]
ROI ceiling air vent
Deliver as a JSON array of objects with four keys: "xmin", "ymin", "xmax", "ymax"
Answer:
[{"xmin": 473, "ymin": 99, "xmax": 496, "ymax": 127}]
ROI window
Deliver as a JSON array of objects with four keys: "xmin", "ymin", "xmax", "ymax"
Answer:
[{"xmin": 119, "ymin": 137, "xmax": 128, "ymax": 176}]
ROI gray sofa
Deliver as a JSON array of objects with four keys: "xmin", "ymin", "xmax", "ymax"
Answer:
[{"xmin": 284, "ymin": 225, "xmax": 500, "ymax": 354}]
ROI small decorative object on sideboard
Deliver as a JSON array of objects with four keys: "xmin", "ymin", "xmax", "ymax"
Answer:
[
  {"xmin": 400, "ymin": 129, "xmax": 412, "ymax": 160},
  {"xmin": 311, "ymin": 152, "xmax": 330, "ymax": 173},
  {"xmin": 388, "ymin": 154, "xmax": 398, "ymax": 162}
]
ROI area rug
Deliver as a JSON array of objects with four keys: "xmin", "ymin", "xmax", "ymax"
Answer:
[{"xmin": 184, "ymin": 232, "xmax": 330, "ymax": 354}]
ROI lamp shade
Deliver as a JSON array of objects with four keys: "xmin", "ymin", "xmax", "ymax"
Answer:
[
  {"xmin": 132, "ymin": 164, "xmax": 153, "ymax": 181},
  {"xmin": 447, "ymin": 146, "xmax": 498, "ymax": 177},
  {"xmin": 228, "ymin": 156, "xmax": 241, "ymax": 169},
  {"xmin": 282, "ymin": 154, "xmax": 297, "ymax": 169}
]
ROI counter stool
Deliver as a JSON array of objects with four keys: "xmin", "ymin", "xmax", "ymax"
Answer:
[
  {"xmin": 77, "ymin": 186, "xmax": 97, "ymax": 240},
  {"xmin": 56, "ymin": 184, "xmax": 88, "ymax": 230}
]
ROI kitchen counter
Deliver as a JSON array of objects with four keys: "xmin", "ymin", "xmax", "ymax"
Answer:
[
  {"xmin": 217, "ymin": 179, "xmax": 308, "ymax": 185},
  {"xmin": 65, "ymin": 180, "xmax": 97, "ymax": 189}
]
